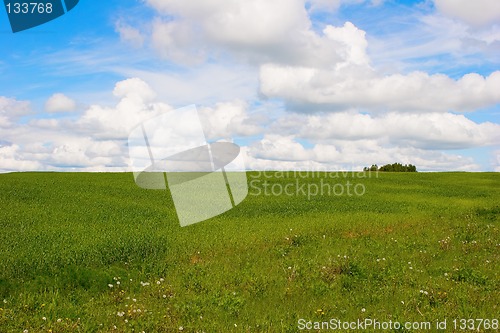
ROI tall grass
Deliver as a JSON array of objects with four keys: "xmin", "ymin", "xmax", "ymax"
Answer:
[{"xmin": 0, "ymin": 172, "xmax": 498, "ymax": 332}]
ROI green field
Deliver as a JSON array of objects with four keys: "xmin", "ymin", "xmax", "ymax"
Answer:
[{"xmin": 0, "ymin": 172, "xmax": 498, "ymax": 332}]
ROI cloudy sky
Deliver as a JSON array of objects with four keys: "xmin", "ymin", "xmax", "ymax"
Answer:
[{"xmin": 1, "ymin": 0, "xmax": 499, "ymax": 172}]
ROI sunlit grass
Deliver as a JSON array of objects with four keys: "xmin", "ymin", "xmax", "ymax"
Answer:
[{"xmin": 0, "ymin": 172, "xmax": 498, "ymax": 332}]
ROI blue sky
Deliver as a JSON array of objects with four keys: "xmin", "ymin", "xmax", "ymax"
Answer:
[{"xmin": 0, "ymin": 0, "xmax": 499, "ymax": 172}]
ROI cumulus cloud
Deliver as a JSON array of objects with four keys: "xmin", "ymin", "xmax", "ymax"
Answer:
[
  {"xmin": 249, "ymin": 135, "xmax": 315, "ymax": 162},
  {"xmin": 77, "ymin": 78, "xmax": 168, "ymax": 140},
  {"xmin": 259, "ymin": 21, "xmax": 500, "ymax": 112},
  {"xmin": 434, "ymin": 0, "xmax": 500, "ymax": 26},
  {"xmin": 272, "ymin": 111, "xmax": 500, "ymax": 149},
  {"xmin": 146, "ymin": 0, "xmax": 348, "ymax": 66},
  {"xmin": 0, "ymin": 78, "xmax": 265, "ymax": 172},
  {"xmin": 198, "ymin": 101, "xmax": 264, "ymax": 140},
  {"xmin": 1, "ymin": 79, "xmax": 166, "ymax": 172},
  {"xmin": 45, "ymin": 93, "xmax": 77, "ymax": 113},
  {"xmin": 261, "ymin": 66, "xmax": 500, "ymax": 112},
  {"xmin": 0, "ymin": 144, "xmax": 44, "ymax": 172},
  {"xmin": 147, "ymin": 0, "xmax": 310, "ymax": 47}
]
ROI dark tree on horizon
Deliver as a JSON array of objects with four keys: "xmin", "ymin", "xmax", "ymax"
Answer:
[{"xmin": 364, "ymin": 163, "xmax": 417, "ymax": 172}]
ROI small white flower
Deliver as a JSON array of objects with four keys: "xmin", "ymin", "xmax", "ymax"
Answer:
[
  {"xmin": 42, "ymin": 316, "xmax": 47, "ymax": 320},
  {"xmin": 361, "ymin": 308, "xmax": 366, "ymax": 312},
  {"xmin": 179, "ymin": 326, "xmax": 184, "ymax": 331},
  {"xmin": 108, "ymin": 284, "xmax": 113, "ymax": 288},
  {"xmin": 57, "ymin": 318, "xmax": 62, "ymax": 323},
  {"xmin": 117, "ymin": 311, "xmax": 125, "ymax": 317},
  {"xmin": 116, "ymin": 281, "xmax": 120, "ymax": 285},
  {"xmin": 160, "ymin": 278, "xmax": 165, "ymax": 282},
  {"xmin": 163, "ymin": 294, "xmax": 167, "ymax": 298},
  {"xmin": 234, "ymin": 323, "xmax": 238, "ymax": 327},
  {"xmin": 157, "ymin": 281, "xmax": 161, "ymax": 285},
  {"xmin": 401, "ymin": 301, "xmax": 404, "ymax": 304},
  {"xmin": 132, "ymin": 298, "xmax": 137, "ymax": 302},
  {"xmin": 23, "ymin": 330, "xmax": 28, "ymax": 333},
  {"xmin": 382, "ymin": 258, "xmax": 386, "ymax": 261},
  {"xmin": 444, "ymin": 273, "xmax": 448, "ymax": 276},
  {"xmin": 124, "ymin": 319, "xmax": 128, "ymax": 323}
]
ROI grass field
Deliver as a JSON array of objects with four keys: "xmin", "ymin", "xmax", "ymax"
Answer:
[{"xmin": 0, "ymin": 171, "xmax": 498, "ymax": 332}]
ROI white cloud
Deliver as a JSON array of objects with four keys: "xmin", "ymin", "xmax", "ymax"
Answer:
[
  {"xmin": 259, "ymin": 19, "xmax": 500, "ymax": 113},
  {"xmin": 150, "ymin": 19, "xmax": 206, "ymax": 65},
  {"xmin": 272, "ymin": 111, "xmax": 500, "ymax": 149},
  {"xmin": 323, "ymin": 22, "xmax": 370, "ymax": 67},
  {"xmin": 45, "ymin": 93, "xmax": 77, "ymax": 113},
  {"xmin": 198, "ymin": 101, "xmax": 264, "ymax": 140},
  {"xmin": 0, "ymin": 78, "xmax": 166, "ymax": 172},
  {"xmin": 434, "ymin": 0, "xmax": 500, "ymax": 26},
  {"xmin": 0, "ymin": 96, "xmax": 31, "ymax": 126},
  {"xmin": 115, "ymin": 21, "xmax": 145, "ymax": 48},
  {"xmin": 77, "ymin": 79, "xmax": 168, "ymax": 140},
  {"xmin": 147, "ymin": 0, "xmax": 310, "ymax": 47},
  {"xmin": 113, "ymin": 77, "xmax": 156, "ymax": 102},
  {"xmin": 0, "ymin": 144, "xmax": 43, "ymax": 172},
  {"xmin": 146, "ymin": 0, "xmax": 348, "ymax": 67},
  {"xmin": 245, "ymin": 135, "xmax": 482, "ymax": 171},
  {"xmin": 249, "ymin": 135, "xmax": 314, "ymax": 161}
]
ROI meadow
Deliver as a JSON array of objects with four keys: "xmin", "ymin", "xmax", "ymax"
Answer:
[{"xmin": 0, "ymin": 171, "xmax": 498, "ymax": 332}]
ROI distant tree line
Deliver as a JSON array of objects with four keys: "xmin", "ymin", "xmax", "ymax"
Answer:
[{"xmin": 363, "ymin": 163, "xmax": 417, "ymax": 172}]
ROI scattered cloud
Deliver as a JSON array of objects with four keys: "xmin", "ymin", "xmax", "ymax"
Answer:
[
  {"xmin": 45, "ymin": 93, "xmax": 77, "ymax": 113},
  {"xmin": 1, "ymin": 1, "xmax": 499, "ymax": 172},
  {"xmin": 115, "ymin": 21, "xmax": 146, "ymax": 48},
  {"xmin": 245, "ymin": 136, "xmax": 481, "ymax": 171},
  {"xmin": 434, "ymin": 0, "xmax": 500, "ymax": 26},
  {"xmin": 0, "ymin": 96, "xmax": 31, "ymax": 127}
]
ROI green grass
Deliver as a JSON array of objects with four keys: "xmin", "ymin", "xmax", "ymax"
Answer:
[{"xmin": 0, "ymin": 171, "xmax": 498, "ymax": 332}]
